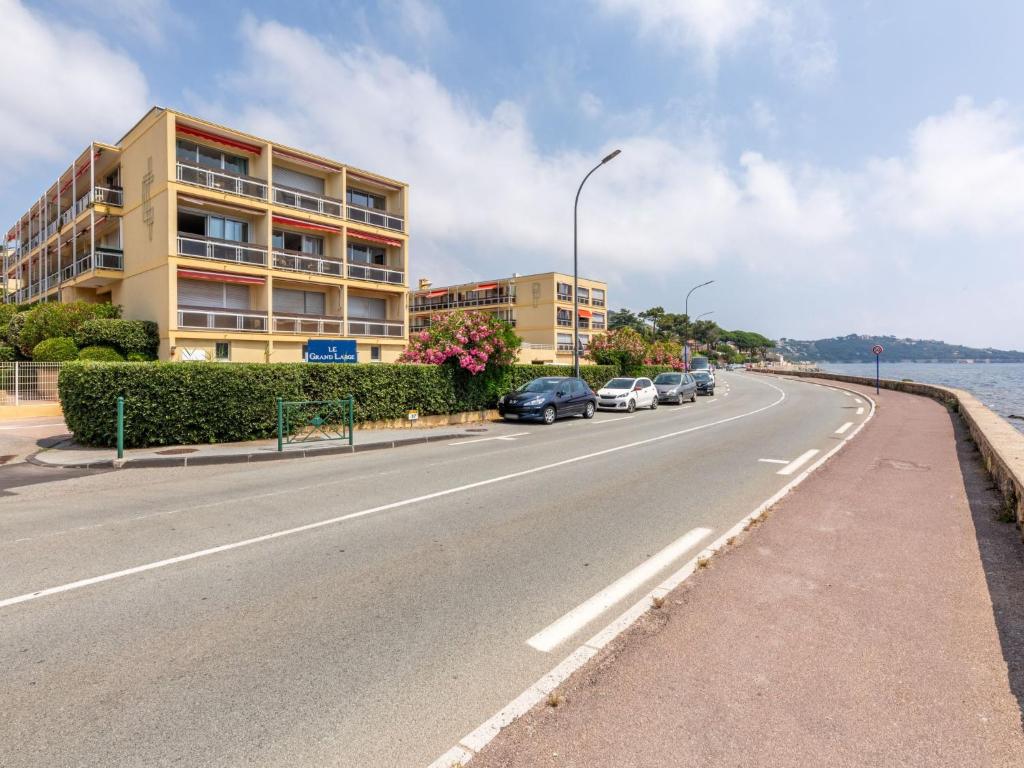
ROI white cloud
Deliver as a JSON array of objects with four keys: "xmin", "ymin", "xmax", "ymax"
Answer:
[
  {"xmin": 56, "ymin": 0, "xmax": 187, "ymax": 46},
  {"xmin": 383, "ymin": 0, "xmax": 452, "ymax": 50},
  {"xmin": 579, "ymin": 91, "xmax": 604, "ymax": 119},
  {"xmin": 0, "ymin": 0, "xmax": 149, "ymax": 174},
  {"xmin": 590, "ymin": 0, "xmax": 834, "ymax": 81}
]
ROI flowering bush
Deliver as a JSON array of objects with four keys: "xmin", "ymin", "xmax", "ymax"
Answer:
[
  {"xmin": 645, "ymin": 340, "xmax": 684, "ymax": 371},
  {"xmin": 587, "ymin": 328, "xmax": 648, "ymax": 371},
  {"xmin": 400, "ymin": 310, "xmax": 520, "ymax": 375}
]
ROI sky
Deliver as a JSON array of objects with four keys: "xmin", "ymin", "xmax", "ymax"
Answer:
[{"xmin": 2, "ymin": 0, "xmax": 1023, "ymax": 349}]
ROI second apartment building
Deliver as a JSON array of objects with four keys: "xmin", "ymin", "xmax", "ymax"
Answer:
[
  {"xmin": 3, "ymin": 107, "xmax": 410, "ymax": 363},
  {"xmin": 410, "ymin": 272, "xmax": 608, "ymax": 365}
]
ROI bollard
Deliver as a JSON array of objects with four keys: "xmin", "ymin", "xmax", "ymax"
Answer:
[
  {"xmin": 277, "ymin": 397, "xmax": 284, "ymax": 452},
  {"xmin": 116, "ymin": 396, "xmax": 124, "ymax": 460}
]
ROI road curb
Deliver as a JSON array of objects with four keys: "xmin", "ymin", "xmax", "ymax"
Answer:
[{"xmin": 26, "ymin": 431, "xmax": 470, "ymax": 471}]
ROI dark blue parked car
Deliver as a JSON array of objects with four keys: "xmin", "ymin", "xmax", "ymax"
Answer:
[{"xmin": 497, "ymin": 377, "xmax": 597, "ymax": 424}]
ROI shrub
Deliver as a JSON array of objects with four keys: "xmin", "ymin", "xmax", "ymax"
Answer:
[
  {"xmin": 78, "ymin": 345, "xmax": 125, "ymax": 362},
  {"xmin": 17, "ymin": 301, "xmax": 122, "ymax": 357},
  {"xmin": 588, "ymin": 328, "xmax": 648, "ymax": 372},
  {"xmin": 59, "ymin": 362, "xmax": 620, "ymax": 448},
  {"xmin": 126, "ymin": 353, "xmax": 150, "ymax": 362},
  {"xmin": 6, "ymin": 311, "xmax": 26, "ymax": 350},
  {"xmin": 0, "ymin": 344, "xmax": 15, "ymax": 362},
  {"xmin": 75, "ymin": 319, "xmax": 159, "ymax": 359},
  {"xmin": 0, "ymin": 304, "xmax": 17, "ymax": 343},
  {"xmin": 32, "ymin": 337, "xmax": 79, "ymax": 362},
  {"xmin": 400, "ymin": 310, "xmax": 521, "ymax": 374}
]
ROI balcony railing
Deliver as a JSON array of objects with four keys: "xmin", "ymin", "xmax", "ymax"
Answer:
[
  {"xmin": 60, "ymin": 248, "xmax": 124, "ymax": 282},
  {"xmin": 578, "ymin": 319, "xmax": 590, "ymax": 329},
  {"xmin": 592, "ymin": 297, "xmax": 606, "ymax": 307},
  {"xmin": 346, "ymin": 203, "xmax": 404, "ymax": 232},
  {"xmin": 347, "ymin": 263, "xmax": 405, "ymax": 285},
  {"xmin": 591, "ymin": 322, "xmax": 606, "ymax": 330},
  {"xmin": 556, "ymin": 291, "xmax": 572, "ymax": 302},
  {"xmin": 410, "ymin": 294, "xmax": 514, "ymax": 311},
  {"xmin": 273, "ymin": 313, "xmax": 345, "ymax": 336},
  {"xmin": 176, "ymin": 161, "xmax": 268, "ymax": 201},
  {"xmin": 178, "ymin": 235, "xmax": 268, "ymax": 267},
  {"xmin": 348, "ymin": 319, "xmax": 405, "ymax": 337},
  {"xmin": 576, "ymin": 295, "xmax": 590, "ymax": 305},
  {"xmin": 93, "ymin": 186, "xmax": 124, "ymax": 206},
  {"xmin": 177, "ymin": 307, "xmax": 268, "ymax": 332},
  {"xmin": 273, "ymin": 184, "xmax": 343, "ymax": 218},
  {"xmin": 556, "ymin": 343, "xmax": 573, "ymax": 352},
  {"xmin": 272, "ymin": 249, "xmax": 343, "ymax": 277},
  {"xmin": 557, "ymin": 318, "xmax": 572, "ymax": 327}
]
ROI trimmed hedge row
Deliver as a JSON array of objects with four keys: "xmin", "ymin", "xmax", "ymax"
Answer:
[{"xmin": 59, "ymin": 362, "xmax": 620, "ymax": 448}]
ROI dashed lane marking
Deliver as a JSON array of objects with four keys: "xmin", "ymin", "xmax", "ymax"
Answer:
[
  {"xmin": 835, "ymin": 421, "xmax": 854, "ymax": 435},
  {"xmin": 448, "ymin": 433, "xmax": 528, "ymax": 446},
  {"xmin": 777, "ymin": 449, "xmax": 820, "ymax": 476}
]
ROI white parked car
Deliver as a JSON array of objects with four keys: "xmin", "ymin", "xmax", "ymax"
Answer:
[{"xmin": 596, "ymin": 377, "xmax": 659, "ymax": 412}]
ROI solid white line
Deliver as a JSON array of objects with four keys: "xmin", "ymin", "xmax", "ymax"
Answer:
[
  {"xmin": 842, "ymin": 391, "xmax": 852, "ymax": 397},
  {"xmin": 758, "ymin": 458, "xmax": 789, "ymax": 464},
  {"xmin": 435, "ymin": 381, "xmax": 878, "ymax": 767},
  {"xmin": 592, "ymin": 415, "xmax": 633, "ymax": 424},
  {"xmin": 854, "ymin": 398, "xmax": 863, "ymax": 404},
  {"xmin": 0, "ymin": 379, "xmax": 789, "ymax": 610},
  {"xmin": 777, "ymin": 449, "xmax": 819, "ymax": 476},
  {"xmin": 448, "ymin": 432, "xmax": 528, "ymax": 446},
  {"xmin": 835, "ymin": 421, "xmax": 854, "ymax": 435},
  {"xmin": 856, "ymin": 407, "xmax": 864, "ymax": 415},
  {"xmin": 526, "ymin": 527, "xmax": 712, "ymax": 653}
]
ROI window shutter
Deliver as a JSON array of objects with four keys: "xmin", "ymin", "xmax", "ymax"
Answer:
[
  {"xmin": 273, "ymin": 287, "xmax": 306, "ymax": 314},
  {"xmin": 179, "ymin": 278, "xmax": 226, "ymax": 308}
]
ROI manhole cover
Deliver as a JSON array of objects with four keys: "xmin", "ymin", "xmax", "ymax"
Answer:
[
  {"xmin": 155, "ymin": 448, "xmax": 199, "ymax": 455},
  {"xmin": 464, "ymin": 428, "xmax": 488, "ymax": 433}
]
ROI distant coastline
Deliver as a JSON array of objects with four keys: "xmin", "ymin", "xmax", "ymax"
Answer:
[{"xmin": 778, "ymin": 334, "xmax": 1024, "ymax": 364}]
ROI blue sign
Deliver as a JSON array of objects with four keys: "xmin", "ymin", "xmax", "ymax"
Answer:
[{"xmin": 306, "ymin": 339, "xmax": 358, "ymax": 363}]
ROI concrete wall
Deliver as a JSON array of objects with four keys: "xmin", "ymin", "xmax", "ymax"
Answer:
[{"xmin": 752, "ymin": 369, "xmax": 1024, "ymax": 538}]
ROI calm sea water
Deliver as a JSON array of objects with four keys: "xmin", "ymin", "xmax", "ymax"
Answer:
[{"xmin": 821, "ymin": 362, "xmax": 1024, "ymax": 435}]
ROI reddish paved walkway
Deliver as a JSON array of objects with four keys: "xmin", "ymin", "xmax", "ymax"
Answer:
[{"xmin": 474, "ymin": 382, "xmax": 1024, "ymax": 767}]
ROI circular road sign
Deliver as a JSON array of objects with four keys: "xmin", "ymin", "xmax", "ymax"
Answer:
[{"xmin": 872, "ymin": 344, "xmax": 884, "ymax": 355}]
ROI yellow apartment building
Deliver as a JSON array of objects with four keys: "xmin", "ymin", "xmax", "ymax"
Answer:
[
  {"xmin": 2, "ymin": 107, "xmax": 409, "ymax": 363},
  {"xmin": 410, "ymin": 272, "xmax": 608, "ymax": 365}
]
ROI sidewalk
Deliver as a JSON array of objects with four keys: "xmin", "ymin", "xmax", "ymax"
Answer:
[
  {"xmin": 27, "ymin": 422, "xmax": 498, "ymax": 469},
  {"xmin": 472, "ymin": 383, "xmax": 1024, "ymax": 767}
]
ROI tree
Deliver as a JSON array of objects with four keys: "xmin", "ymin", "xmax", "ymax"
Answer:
[
  {"xmin": 638, "ymin": 306, "xmax": 665, "ymax": 339},
  {"xmin": 587, "ymin": 328, "xmax": 648, "ymax": 371},
  {"xmin": 692, "ymin": 319, "xmax": 720, "ymax": 348},
  {"xmin": 608, "ymin": 308, "xmax": 645, "ymax": 333},
  {"xmin": 645, "ymin": 340, "xmax": 684, "ymax": 370},
  {"xmin": 400, "ymin": 310, "xmax": 520, "ymax": 375}
]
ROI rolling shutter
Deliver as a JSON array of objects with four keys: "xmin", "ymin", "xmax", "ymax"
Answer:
[
  {"xmin": 179, "ymin": 279, "xmax": 225, "ymax": 308},
  {"xmin": 349, "ymin": 295, "xmax": 386, "ymax": 320},
  {"xmin": 273, "ymin": 166, "xmax": 325, "ymax": 195}
]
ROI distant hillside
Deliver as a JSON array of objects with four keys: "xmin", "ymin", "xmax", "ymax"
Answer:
[{"xmin": 777, "ymin": 335, "xmax": 1024, "ymax": 363}]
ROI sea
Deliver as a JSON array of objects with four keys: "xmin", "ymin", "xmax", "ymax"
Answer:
[{"xmin": 820, "ymin": 362, "xmax": 1024, "ymax": 435}]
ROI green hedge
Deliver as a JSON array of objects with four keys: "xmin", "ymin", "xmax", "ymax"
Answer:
[
  {"xmin": 74, "ymin": 319, "xmax": 159, "ymax": 359},
  {"xmin": 79, "ymin": 345, "xmax": 125, "ymax": 362},
  {"xmin": 628, "ymin": 365, "xmax": 676, "ymax": 378},
  {"xmin": 59, "ymin": 362, "xmax": 619, "ymax": 448},
  {"xmin": 32, "ymin": 337, "xmax": 79, "ymax": 362}
]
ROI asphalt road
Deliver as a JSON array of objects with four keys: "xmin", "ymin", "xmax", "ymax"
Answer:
[{"xmin": 0, "ymin": 373, "xmax": 870, "ymax": 767}]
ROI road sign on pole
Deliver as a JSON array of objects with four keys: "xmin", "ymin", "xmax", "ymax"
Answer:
[{"xmin": 872, "ymin": 344, "xmax": 883, "ymax": 393}]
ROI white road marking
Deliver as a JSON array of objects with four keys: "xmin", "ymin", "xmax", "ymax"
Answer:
[
  {"xmin": 0, "ymin": 423, "xmax": 66, "ymax": 430},
  {"xmin": 433, "ymin": 382, "xmax": 878, "ymax": 767},
  {"xmin": 758, "ymin": 458, "xmax": 790, "ymax": 464},
  {"xmin": 526, "ymin": 527, "xmax": 712, "ymax": 653},
  {"xmin": 592, "ymin": 415, "xmax": 633, "ymax": 424},
  {"xmin": 854, "ymin": 398, "xmax": 863, "ymax": 404},
  {"xmin": 856, "ymin": 407, "xmax": 864, "ymax": 415},
  {"xmin": 777, "ymin": 449, "xmax": 820, "ymax": 475},
  {"xmin": 448, "ymin": 433, "xmax": 528, "ymax": 446},
  {"xmin": 842, "ymin": 391, "xmax": 852, "ymax": 397},
  {"xmin": 0, "ymin": 379, "xmax": 789, "ymax": 610},
  {"xmin": 835, "ymin": 421, "xmax": 854, "ymax": 435}
]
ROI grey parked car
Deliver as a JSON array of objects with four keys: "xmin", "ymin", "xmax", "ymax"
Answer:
[{"xmin": 654, "ymin": 372, "xmax": 697, "ymax": 404}]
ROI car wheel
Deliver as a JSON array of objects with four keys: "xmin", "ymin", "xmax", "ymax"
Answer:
[
  {"xmin": 710, "ymin": 389, "xmax": 716, "ymax": 396},
  {"xmin": 627, "ymin": 399, "xmax": 636, "ymax": 413},
  {"xmin": 650, "ymin": 396, "xmax": 658, "ymax": 410},
  {"xmin": 542, "ymin": 405, "xmax": 557, "ymax": 424},
  {"xmin": 583, "ymin": 402, "xmax": 595, "ymax": 419}
]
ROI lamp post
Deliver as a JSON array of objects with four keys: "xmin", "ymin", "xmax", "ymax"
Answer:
[
  {"xmin": 574, "ymin": 148, "xmax": 621, "ymax": 377},
  {"xmin": 683, "ymin": 280, "xmax": 714, "ymax": 371}
]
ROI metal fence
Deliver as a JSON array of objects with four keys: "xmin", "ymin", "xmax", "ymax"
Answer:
[{"xmin": 0, "ymin": 362, "xmax": 64, "ymax": 405}]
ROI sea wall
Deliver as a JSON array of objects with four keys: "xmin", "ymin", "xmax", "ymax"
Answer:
[{"xmin": 751, "ymin": 369, "xmax": 1024, "ymax": 537}]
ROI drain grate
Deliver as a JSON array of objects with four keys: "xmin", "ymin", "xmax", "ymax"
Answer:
[{"xmin": 154, "ymin": 448, "xmax": 199, "ymax": 455}]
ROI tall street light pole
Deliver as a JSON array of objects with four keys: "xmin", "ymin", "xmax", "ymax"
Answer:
[
  {"xmin": 683, "ymin": 280, "xmax": 714, "ymax": 371},
  {"xmin": 574, "ymin": 148, "xmax": 621, "ymax": 378}
]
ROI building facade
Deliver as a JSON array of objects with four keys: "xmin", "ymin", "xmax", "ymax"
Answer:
[
  {"xmin": 2, "ymin": 107, "xmax": 409, "ymax": 363},
  {"xmin": 410, "ymin": 272, "xmax": 608, "ymax": 365}
]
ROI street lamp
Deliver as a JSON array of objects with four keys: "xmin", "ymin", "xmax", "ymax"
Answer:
[
  {"xmin": 683, "ymin": 280, "xmax": 714, "ymax": 371},
  {"xmin": 574, "ymin": 148, "xmax": 621, "ymax": 378}
]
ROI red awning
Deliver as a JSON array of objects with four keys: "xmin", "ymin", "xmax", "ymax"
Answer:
[
  {"xmin": 273, "ymin": 147, "xmax": 342, "ymax": 172},
  {"xmin": 426, "ymin": 289, "xmax": 448, "ymax": 297},
  {"xmin": 475, "ymin": 283, "xmax": 498, "ymax": 291},
  {"xmin": 347, "ymin": 228, "xmax": 402, "ymax": 247},
  {"xmin": 176, "ymin": 124, "xmax": 263, "ymax": 155},
  {"xmin": 347, "ymin": 170, "xmax": 402, "ymax": 190},
  {"xmin": 272, "ymin": 215, "xmax": 341, "ymax": 234},
  {"xmin": 578, "ymin": 308, "xmax": 593, "ymax": 318},
  {"xmin": 177, "ymin": 268, "xmax": 265, "ymax": 285}
]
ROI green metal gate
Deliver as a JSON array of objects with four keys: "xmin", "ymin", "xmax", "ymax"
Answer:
[{"xmin": 277, "ymin": 397, "xmax": 355, "ymax": 451}]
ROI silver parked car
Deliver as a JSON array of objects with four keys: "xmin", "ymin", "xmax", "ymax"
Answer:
[{"xmin": 654, "ymin": 372, "xmax": 697, "ymax": 404}]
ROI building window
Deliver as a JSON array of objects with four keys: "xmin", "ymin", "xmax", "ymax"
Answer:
[
  {"xmin": 178, "ymin": 210, "xmax": 249, "ymax": 243},
  {"xmin": 557, "ymin": 308, "xmax": 572, "ymax": 326},
  {"xmin": 347, "ymin": 188, "xmax": 386, "ymax": 210},
  {"xmin": 302, "ymin": 343, "xmax": 308, "ymax": 361},
  {"xmin": 273, "ymin": 287, "xmax": 326, "ymax": 315},
  {"xmin": 347, "ymin": 242, "xmax": 387, "ymax": 265},
  {"xmin": 176, "ymin": 138, "xmax": 249, "ymax": 176},
  {"xmin": 349, "ymin": 295, "xmax": 387, "ymax": 320},
  {"xmin": 273, "ymin": 229, "xmax": 324, "ymax": 255},
  {"xmin": 215, "ymin": 342, "xmax": 230, "ymax": 361},
  {"xmin": 370, "ymin": 345, "xmax": 381, "ymax": 362},
  {"xmin": 556, "ymin": 282, "xmax": 572, "ymax": 300}
]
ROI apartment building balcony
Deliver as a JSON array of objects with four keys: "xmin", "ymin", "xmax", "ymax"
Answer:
[
  {"xmin": 592, "ymin": 297, "xmax": 606, "ymax": 308},
  {"xmin": 557, "ymin": 317, "xmax": 572, "ymax": 327},
  {"xmin": 556, "ymin": 342, "xmax": 574, "ymax": 352},
  {"xmin": 411, "ymin": 293, "xmax": 514, "ymax": 312},
  {"xmin": 345, "ymin": 202, "xmax": 404, "ymax": 233},
  {"xmin": 556, "ymin": 290, "xmax": 572, "ymax": 303},
  {"xmin": 272, "ymin": 184, "xmax": 343, "ymax": 219},
  {"xmin": 59, "ymin": 186, "xmax": 124, "ymax": 229},
  {"xmin": 177, "ymin": 234, "xmax": 268, "ymax": 267},
  {"xmin": 271, "ymin": 249, "xmax": 343, "ymax": 277},
  {"xmin": 348, "ymin": 318, "xmax": 405, "ymax": 337},
  {"xmin": 60, "ymin": 247, "xmax": 124, "ymax": 281},
  {"xmin": 272, "ymin": 313, "xmax": 345, "ymax": 336},
  {"xmin": 176, "ymin": 161, "xmax": 268, "ymax": 201},
  {"xmin": 576, "ymin": 294, "xmax": 590, "ymax": 305},
  {"xmin": 578, "ymin": 318, "xmax": 590, "ymax": 330},
  {"xmin": 591, "ymin": 321, "xmax": 606, "ymax": 330},
  {"xmin": 347, "ymin": 262, "xmax": 405, "ymax": 286},
  {"xmin": 177, "ymin": 306, "xmax": 268, "ymax": 332}
]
